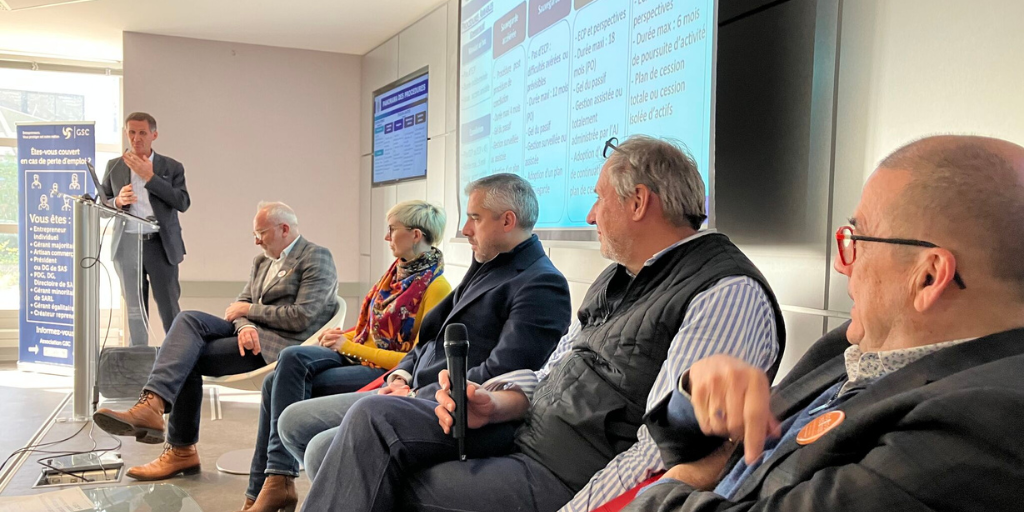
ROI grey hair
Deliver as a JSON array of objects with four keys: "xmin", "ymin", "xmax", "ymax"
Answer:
[
  {"xmin": 257, "ymin": 201, "xmax": 299, "ymax": 228},
  {"xmin": 606, "ymin": 135, "xmax": 706, "ymax": 229},
  {"xmin": 464, "ymin": 173, "xmax": 539, "ymax": 231},
  {"xmin": 125, "ymin": 112, "xmax": 157, "ymax": 131},
  {"xmin": 387, "ymin": 200, "xmax": 447, "ymax": 246}
]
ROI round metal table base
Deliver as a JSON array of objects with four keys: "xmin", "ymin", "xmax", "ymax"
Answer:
[
  {"xmin": 216, "ymin": 448, "xmax": 255, "ymax": 475},
  {"xmin": 216, "ymin": 448, "xmax": 304, "ymax": 475}
]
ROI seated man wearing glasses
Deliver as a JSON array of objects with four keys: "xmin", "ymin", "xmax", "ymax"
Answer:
[
  {"xmin": 93, "ymin": 201, "xmax": 339, "ymax": 481},
  {"xmin": 301, "ymin": 136, "xmax": 785, "ymax": 512},
  {"xmin": 624, "ymin": 135, "xmax": 1024, "ymax": 511}
]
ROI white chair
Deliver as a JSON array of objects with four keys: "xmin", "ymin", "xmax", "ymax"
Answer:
[{"xmin": 205, "ymin": 296, "xmax": 346, "ymax": 474}]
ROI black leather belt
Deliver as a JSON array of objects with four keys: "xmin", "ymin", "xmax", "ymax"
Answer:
[{"xmin": 140, "ymin": 233, "xmax": 159, "ymax": 241}]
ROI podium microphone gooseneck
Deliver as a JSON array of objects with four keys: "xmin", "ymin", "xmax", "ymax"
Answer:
[{"xmin": 444, "ymin": 323, "xmax": 470, "ymax": 461}]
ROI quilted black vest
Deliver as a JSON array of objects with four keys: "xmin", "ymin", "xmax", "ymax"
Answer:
[{"xmin": 514, "ymin": 233, "xmax": 785, "ymax": 491}]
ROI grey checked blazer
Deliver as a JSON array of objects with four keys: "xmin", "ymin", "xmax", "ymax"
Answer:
[{"xmin": 232, "ymin": 236, "xmax": 338, "ymax": 363}]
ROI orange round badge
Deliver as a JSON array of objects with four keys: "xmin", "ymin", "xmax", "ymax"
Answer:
[{"xmin": 796, "ymin": 410, "xmax": 845, "ymax": 445}]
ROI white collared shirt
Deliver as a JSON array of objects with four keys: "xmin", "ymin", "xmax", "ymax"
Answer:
[
  {"xmin": 260, "ymin": 236, "xmax": 301, "ymax": 303},
  {"xmin": 126, "ymin": 151, "xmax": 158, "ymax": 234}
]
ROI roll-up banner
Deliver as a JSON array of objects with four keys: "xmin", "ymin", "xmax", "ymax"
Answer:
[{"xmin": 16, "ymin": 122, "xmax": 96, "ymax": 371}]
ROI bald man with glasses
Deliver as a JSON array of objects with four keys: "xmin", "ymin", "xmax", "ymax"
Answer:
[{"xmin": 627, "ymin": 135, "xmax": 1024, "ymax": 511}]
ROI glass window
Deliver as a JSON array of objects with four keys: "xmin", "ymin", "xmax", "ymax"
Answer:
[
  {"xmin": 0, "ymin": 233, "xmax": 15, "ymax": 310},
  {"xmin": 0, "ymin": 147, "xmax": 14, "ymax": 224},
  {"xmin": 0, "ymin": 68, "xmax": 121, "ymax": 145},
  {"xmin": 0, "ymin": 66, "xmax": 121, "ymax": 312}
]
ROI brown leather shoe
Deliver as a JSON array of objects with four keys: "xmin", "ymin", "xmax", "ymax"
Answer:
[
  {"xmin": 241, "ymin": 475, "xmax": 297, "ymax": 512},
  {"xmin": 126, "ymin": 444, "xmax": 201, "ymax": 481},
  {"xmin": 240, "ymin": 497, "xmax": 256, "ymax": 511},
  {"xmin": 93, "ymin": 391, "xmax": 166, "ymax": 444}
]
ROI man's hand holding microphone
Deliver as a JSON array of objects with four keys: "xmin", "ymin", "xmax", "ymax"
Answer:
[{"xmin": 434, "ymin": 323, "xmax": 531, "ymax": 461}]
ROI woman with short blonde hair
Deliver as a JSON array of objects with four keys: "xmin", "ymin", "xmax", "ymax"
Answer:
[{"xmin": 241, "ymin": 200, "xmax": 450, "ymax": 512}]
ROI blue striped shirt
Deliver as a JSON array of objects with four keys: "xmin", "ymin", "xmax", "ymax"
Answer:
[{"xmin": 481, "ymin": 234, "xmax": 779, "ymax": 512}]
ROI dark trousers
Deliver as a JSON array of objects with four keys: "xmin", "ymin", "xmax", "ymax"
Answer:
[
  {"xmin": 302, "ymin": 395, "xmax": 574, "ymax": 512},
  {"xmin": 114, "ymin": 236, "xmax": 181, "ymax": 346},
  {"xmin": 145, "ymin": 310, "xmax": 265, "ymax": 446},
  {"xmin": 245, "ymin": 345, "xmax": 384, "ymax": 500}
]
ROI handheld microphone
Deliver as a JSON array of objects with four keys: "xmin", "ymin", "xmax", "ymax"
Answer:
[{"xmin": 444, "ymin": 323, "xmax": 470, "ymax": 461}]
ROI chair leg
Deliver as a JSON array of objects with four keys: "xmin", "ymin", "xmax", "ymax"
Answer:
[{"xmin": 209, "ymin": 386, "xmax": 222, "ymax": 421}]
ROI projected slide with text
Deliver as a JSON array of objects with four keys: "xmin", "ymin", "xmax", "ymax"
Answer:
[{"xmin": 459, "ymin": 0, "xmax": 715, "ymax": 229}]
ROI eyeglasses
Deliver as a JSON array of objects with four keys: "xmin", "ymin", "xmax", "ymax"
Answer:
[
  {"xmin": 253, "ymin": 224, "xmax": 280, "ymax": 241},
  {"xmin": 603, "ymin": 137, "xmax": 619, "ymax": 158},
  {"xmin": 835, "ymin": 226, "xmax": 966, "ymax": 289},
  {"xmin": 387, "ymin": 225, "xmax": 419, "ymax": 236},
  {"xmin": 600, "ymin": 135, "xmax": 706, "ymax": 227}
]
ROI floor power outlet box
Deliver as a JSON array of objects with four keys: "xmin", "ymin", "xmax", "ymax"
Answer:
[{"xmin": 33, "ymin": 452, "xmax": 124, "ymax": 488}]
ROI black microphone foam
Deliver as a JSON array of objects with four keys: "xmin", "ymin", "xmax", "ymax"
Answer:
[{"xmin": 444, "ymin": 323, "xmax": 470, "ymax": 457}]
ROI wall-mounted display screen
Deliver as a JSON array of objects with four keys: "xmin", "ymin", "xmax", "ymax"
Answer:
[{"xmin": 373, "ymin": 68, "xmax": 429, "ymax": 187}]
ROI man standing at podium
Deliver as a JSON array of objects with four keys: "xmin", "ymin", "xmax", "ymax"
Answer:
[{"xmin": 100, "ymin": 112, "xmax": 190, "ymax": 345}]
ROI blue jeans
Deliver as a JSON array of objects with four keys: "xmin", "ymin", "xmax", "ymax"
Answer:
[
  {"xmin": 302, "ymin": 395, "xmax": 573, "ymax": 512},
  {"xmin": 278, "ymin": 389, "xmax": 378, "ymax": 481},
  {"xmin": 145, "ymin": 310, "xmax": 266, "ymax": 446},
  {"xmin": 245, "ymin": 345, "xmax": 383, "ymax": 500}
]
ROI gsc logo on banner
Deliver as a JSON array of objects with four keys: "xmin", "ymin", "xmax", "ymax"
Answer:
[{"xmin": 62, "ymin": 126, "xmax": 91, "ymax": 139}]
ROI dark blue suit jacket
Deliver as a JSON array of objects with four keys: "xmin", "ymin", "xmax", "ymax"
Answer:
[
  {"xmin": 394, "ymin": 235, "xmax": 572, "ymax": 398},
  {"xmin": 100, "ymin": 152, "xmax": 190, "ymax": 264}
]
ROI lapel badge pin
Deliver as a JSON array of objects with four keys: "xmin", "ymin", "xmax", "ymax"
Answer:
[{"xmin": 796, "ymin": 410, "xmax": 845, "ymax": 446}]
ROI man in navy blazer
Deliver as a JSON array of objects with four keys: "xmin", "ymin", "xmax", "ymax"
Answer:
[
  {"xmin": 274, "ymin": 173, "xmax": 572, "ymax": 483},
  {"xmin": 627, "ymin": 135, "xmax": 1024, "ymax": 511},
  {"xmin": 386, "ymin": 227, "xmax": 568, "ymax": 399},
  {"xmin": 100, "ymin": 112, "xmax": 190, "ymax": 346}
]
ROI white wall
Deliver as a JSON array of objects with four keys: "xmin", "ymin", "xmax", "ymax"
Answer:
[
  {"xmin": 828, "ymin": 0, "xmax": 1024, "ymax": 311},
  {"xmin": 123, "ymin": 32, "xmax": 363, "ymax": 285}
]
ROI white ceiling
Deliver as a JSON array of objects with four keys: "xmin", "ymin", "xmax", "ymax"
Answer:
[{"xmin": 0, "ymin": 0, "xmax": 447, "ymax": 63}]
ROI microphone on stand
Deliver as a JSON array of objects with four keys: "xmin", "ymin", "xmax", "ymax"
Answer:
[{"xmin": 444, "ymin": 323, "xmax": 470, "ymax": 461}]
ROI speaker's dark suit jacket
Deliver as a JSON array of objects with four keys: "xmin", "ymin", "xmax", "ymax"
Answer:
[
  {"xmin": 100, "ymin": 152, "xmax": 190, "ymax": 264},
  {"xmin": 628, "ymin": 323, "xmax": 1024, "ymax": 511},
  {"xmin": 393, "ymin": 235, "xmax": 572, "ymax": 398}
]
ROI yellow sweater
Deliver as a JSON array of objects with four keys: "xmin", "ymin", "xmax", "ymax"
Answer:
[{"xmin": 337, "ymin": 275, "xmax": 452, "ymax": 369}]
